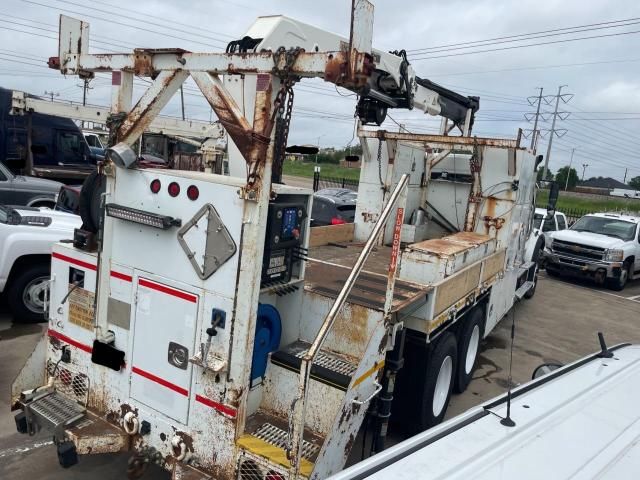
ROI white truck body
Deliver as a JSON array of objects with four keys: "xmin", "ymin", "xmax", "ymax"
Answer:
[
  {"xmin": 545, "ymin": 213, "xmax": 640, "ymax": 289},
  {"xmin": 330, "ymin": 343, "xmax": 640, "ymax": 480},
  {"xmin": 11, "ymin": 4, "xmax": 541, "ymax": 480},
  {"xmin": 610, "ymin": 188, "xmax": 640, "ymax": 199}
]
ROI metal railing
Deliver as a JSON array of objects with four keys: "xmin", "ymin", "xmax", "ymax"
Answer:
[{"xmin": 287, "ymin": 174, "xmax": 409, "ymax": 477}]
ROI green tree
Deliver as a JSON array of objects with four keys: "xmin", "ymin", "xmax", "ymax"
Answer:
[
  {"xmin": 629, "ymin": 176, "xmax": 640, "ymax": 190},
  {"xmin": 536, "ymin": 167, "xmax": 554, "ymax": 182},
  {"xmin": 555, "ymin": 166, "xmax": 579, "ymax": 190}
]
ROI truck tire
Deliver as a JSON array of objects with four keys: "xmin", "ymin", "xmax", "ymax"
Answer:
[
  {"xmin": 418, "ymin": 332, "xmax": 457, "ymax": 430},
  {"xmin": 7, "ymin": 263, "xmax": 50, "ymax": 323},
  {"xmin": 79, "ymin": 170, "xmax": 106, "ymax": 233},
  {"xmin": 609, "ymin": 261, "xmax": 631, "ymax": 292},
  {"xmin": 454, "ymin": 307, "xmax": 484, "ymax": 393}
]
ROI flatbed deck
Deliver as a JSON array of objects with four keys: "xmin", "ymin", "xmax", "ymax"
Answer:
[{"xmin": 307, "ymin": 243, "xmax": 431, "ymax": 313}]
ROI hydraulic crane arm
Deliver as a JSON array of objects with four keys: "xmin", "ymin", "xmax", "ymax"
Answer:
[{"xmin": 237, "ymin": 15, "xmax": 479, "ymax": 132}]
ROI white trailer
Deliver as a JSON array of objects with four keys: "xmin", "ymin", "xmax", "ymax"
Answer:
[{"xmin": 11, "ymin": 3, "xmax": 542, "ymax": 479}]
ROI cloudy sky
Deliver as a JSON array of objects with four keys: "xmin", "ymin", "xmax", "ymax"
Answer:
[{"xmin": 1, "ymin": 0, "xmax": 639, "ymax": 181}]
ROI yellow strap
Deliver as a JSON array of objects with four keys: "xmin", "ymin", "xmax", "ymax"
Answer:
[{"xmin": 352, "ymin": 360, "xmax": 385, "ymax": 387}]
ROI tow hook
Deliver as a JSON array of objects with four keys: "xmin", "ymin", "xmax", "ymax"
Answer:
[
  {"xmin": 123, "ymin": 412, "xmax": 140, "ymax": 435},
  {"xmin": 171, "ymin": 435, "xmax": 188, "ymax": 461}
]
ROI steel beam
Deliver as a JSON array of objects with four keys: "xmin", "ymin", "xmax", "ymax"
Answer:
[{"xmin": 358, "ymin": 129, "xmax": 521, "ymax": 149}]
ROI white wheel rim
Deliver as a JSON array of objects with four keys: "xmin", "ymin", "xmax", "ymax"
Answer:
[
  {"xmin": 432, "ymin": 355, "xmax": 453, "ymax": 417},
  {"xmin": 465, "ymin": 325, "xmax": 480, "ymax": 374},
  {"xmin": 22, "ymin": 276, "xmax": 49, "ymax": 314}
]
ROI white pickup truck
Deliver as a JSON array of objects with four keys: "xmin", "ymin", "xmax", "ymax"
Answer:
[
  {"xmin": 0, "ymin": 205, "xmax": 80, "ymax": 321},
  {"xmin": 545, "ymin": 212, "xmax": 640, "ymax": 290}
]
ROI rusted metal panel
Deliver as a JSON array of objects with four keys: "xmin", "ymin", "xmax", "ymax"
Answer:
[
  {"xmin": 409, "ymin": 232, "xmax": 492, "ymax": 256},
  {"xmin": 308, "ymin": 223, "xmax": 355, "ymax": 247},
  {"xmin": 117, "ymin": 70, "xmax": 188, "ymax": 145},
  {"xmin": 305, "ymin": 260, "xmax": 429, "ymax": 313},
  {"xmin": 433, "ymin": 263, "xmax": 482, "ymax": 315},
  {"xmin": 482, "ymin": 249, "xmax": 507, "ymax": 283},
  {"xmin": 66, "ymin": 412, "xmax": 128, "ymax": 455},
  {"xmin": 58, "ymin": 15, "xmax": 89, "ymax": 75},
  {"xmin": 358, "ymin": 129, "xmax": 521, "ymax": 149}
]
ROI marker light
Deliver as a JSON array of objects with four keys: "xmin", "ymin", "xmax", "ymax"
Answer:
[
  {"xmin": 168, "ymin": 182, "xmax": 180, "ymax": 197},
  {"xmin": 106, "ymin": 203, "xmax": 181, "ymax": 230},
  {"xmin": 187, "ymin": 185, "xmax": 199, "ymax": 201},
  {"xmin": 150, "ymin": 179, "xmax": 161, "ymax": 194}
]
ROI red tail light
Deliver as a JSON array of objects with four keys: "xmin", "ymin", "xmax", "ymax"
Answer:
[
  {"xmin": 168, "ymin": 182, "xmax": 180, "ymax": 197},
  {"xmin": 150, "ymin": 179, "xmax": 161, "ymax": 194},
  {"xmin": 331, "ymin": 217, "xmax": 346, "ymax": 225},
  {"xmin": 187, "ymin": 185, "xmax": 199, "ymax": 201}
]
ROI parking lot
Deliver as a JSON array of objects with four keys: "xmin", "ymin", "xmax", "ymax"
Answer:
[{"xmin": 1, "ymin": 272, "xmax": 639, "ymax": 478}]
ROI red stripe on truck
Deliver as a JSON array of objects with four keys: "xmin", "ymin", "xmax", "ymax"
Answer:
[
  {"xmin": 138, "ymin": 278, "xmax": 197, "ymax": 303},
  {"xmin": 131, "ymin": 366, "xmax": 189, "ymax": 396},
  {"xmin": 110, "ymin": 271, "xmax": 133, "ymax": 282},
  {"xmin": 52, "ymin": 252, "xmax": 97, "ymax": 271},
  {"xmin": 195, "ymin": 395, "xmax": 237, "ymax": 418},
  {"xmin": 48, "ymin": 329, "xmax": 93, "ymax": 354}
]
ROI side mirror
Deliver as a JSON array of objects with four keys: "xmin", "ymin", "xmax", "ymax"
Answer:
[
  {"xmin": 547, "ymin": 182, "xmax": 560, "ymax": 214},
  {"xmin": 532, "ymin": 363, "xmax": 562, "ymax": 379}
]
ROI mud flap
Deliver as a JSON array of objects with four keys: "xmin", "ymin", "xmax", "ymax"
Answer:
[{"xmin": 11, "ymin": 330, "xmax": 47, "ymax": 410}]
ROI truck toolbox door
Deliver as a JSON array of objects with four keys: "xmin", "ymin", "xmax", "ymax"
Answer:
[{"xmin": 130, "ymin": 274, "xmax": 201, "ymax": 424}]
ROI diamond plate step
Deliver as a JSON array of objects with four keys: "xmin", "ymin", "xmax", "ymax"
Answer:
[
  {"xmin": 29, "ymin": 391, "xmax": 85, "ymax": 429},
  {"xmin": 270, "ymin": 340, "xmax": 357, "ymax": 391}
]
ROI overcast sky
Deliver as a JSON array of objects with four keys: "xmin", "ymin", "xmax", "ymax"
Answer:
[{"xmin": 1, "ymin": 0, "xmax": 639, "ymax": 181}]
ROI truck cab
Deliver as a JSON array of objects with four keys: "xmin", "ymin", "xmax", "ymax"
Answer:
[
  {"xmin": 545, "ymin": 213, "xmax": 640, "ymax": 290},
  {"xmin": 0, "ymin": 87, "xmax": 96, "ymax": 183}
]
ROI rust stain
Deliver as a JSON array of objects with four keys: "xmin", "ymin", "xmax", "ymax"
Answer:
[
  {"xmin": 332, "ymin": 304, "xmax": 368, "ymax": 347},
  {"xmin": 133, "ymin": 52, "xmax": 153, "ymax": 76},
  {"xmin": 174, "ymin": 431, "xmax": 195, "ymax": 454},
  {"xmin": 410, "ymin": 232, "xmax": 491, "ymax": 257},
  {"xmin": 48, "ymin": 335, "xmax": 62, "ymax": 349}
]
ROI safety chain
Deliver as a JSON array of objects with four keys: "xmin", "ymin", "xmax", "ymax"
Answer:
[
  {"xmin": 469, "ymin": 138, "xmax": 483, "ymax": 202},
  {"xmin": 105, "ymin": 112, "xmax": 127, "ymax": 148},
  {"xmin": 377, "ymin": 138, "xmax": 386, "ymax": 190}
]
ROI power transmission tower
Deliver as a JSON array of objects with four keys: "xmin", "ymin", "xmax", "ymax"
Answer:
[
  {"xmin": 540, "ymin": 85, "xmax": 573, "ymax": 182},
  {"xmin": 524, "ymin": 87, "xmax": 544, "ymax": 150}
]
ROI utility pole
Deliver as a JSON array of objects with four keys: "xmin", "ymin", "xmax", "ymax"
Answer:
[
  {"xmin": 541, "ymin": 85, "xmax": 573, "ymax": 182},
  {"xmin": 624, "ymin": 168, "xmax": 628, "ymax": 184},
  {"xmin": 565, "ymin": 147, "xmax": 576, "ymax": 191},
  {"xmin": 180, "ymin": 85, "xmax": 186, "ymax": 121},
  {"xmin": 581, "ymin": 163, "xmax": 589, "ymax": 181},
  {"xmin": 44, "ymin": 90, "xmax": 59, "ymax": 102},
  {"xmin": 525, "ymin": 87, "xmax": 544, "ymax": 150}
]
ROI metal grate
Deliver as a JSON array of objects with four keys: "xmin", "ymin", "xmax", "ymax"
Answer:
[
  {"xmin": 294, "ymin": 350, "xmax": 357, "ymax": 377},
  {"xmin": 46, "ymin": 360, "xmax": 90, "ymax": 406},
  {"xmin": 29, "ymin": 391, "xmax": 85, "ymax": 429},
  {"xmin": 236, "ymin": 452, "xmax": 289, "ymax": 480},
  {"xmin": 253, "ymin": 423, "xmax": 320, "ymax": 461}
]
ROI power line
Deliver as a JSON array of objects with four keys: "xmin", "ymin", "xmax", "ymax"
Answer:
[
  {"xmin": 410, "ymin": 29, "xmax": 640, "ymax": 61},
  {"xmin": 407, "ymin": 17, "xmax": 640, "ymax": 53}
]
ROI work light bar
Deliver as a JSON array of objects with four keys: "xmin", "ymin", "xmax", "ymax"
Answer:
[{"xmin": 105, "ymin": 204, "xmax": 181, "ymax": 230}]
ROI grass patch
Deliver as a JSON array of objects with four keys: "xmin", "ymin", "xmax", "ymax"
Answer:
[
  {"xmin": 536, "ymin": 190, "xmax": 640, "ymax": 214},
  {"xmin": 283, "ymin": 160, "xmax": 361, "ymax": 180}
]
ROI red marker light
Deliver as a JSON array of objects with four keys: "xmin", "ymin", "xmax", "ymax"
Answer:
[
  {"xmin": 168, "ymin": 182, "xmax": 180, "ymax": 197},
  {"xmin": 150, "ymin": 179, "xmax": 161, "ymax": 194},
  {"xmin": 331, "ymin": 217, "xmax": 346, "ymax": 225},
  {"xmin": 187, "ymin": 185, "xmax": 199, "ymax": 201}
]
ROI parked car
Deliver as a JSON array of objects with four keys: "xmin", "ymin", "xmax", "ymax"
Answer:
[
  {"xmin": 311, "ymin": 188, "xmax": 357, "ymax": 226},
  {"xmin": 0, "ymin": 87, "xmax": 97, "ymax": 183},
  {"xmin": 545, "ymin": 213, "xmax": 640, "ymax": 290},
  {"xmin": 0, "ymin": 160, "xmax": 63, "ymax": 208},
  {"xmin": 525, "ymin": 207, "xmax": 567, "ymax": 264},
  {"xmin": 54, "ymin": 184, "xmax": 81, "ymax": 214},
  {"xmin": 0, "ymin": 204, "xmax": 81, "ymax": 321}
]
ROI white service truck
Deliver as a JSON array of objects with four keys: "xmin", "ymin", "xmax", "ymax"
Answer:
[
  {"xmin": 11, "ymin": 4, "xmax": 545, "ymax": 479},
  {"xmin": 0, "ymin": 205, "xmax": 80, "ymax": 322},
  {"xmin": 545, "ymin": 212, "xmax": 640, "ymax": 290}
]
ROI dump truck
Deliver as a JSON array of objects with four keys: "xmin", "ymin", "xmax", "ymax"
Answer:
[{"xmin": 11, "ymin": 2, "xmax": 545, "ymax": 479}]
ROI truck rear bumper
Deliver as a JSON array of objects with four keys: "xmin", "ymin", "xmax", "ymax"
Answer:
[{"xmin": 544, "ymin": 250, "xmax": 622, "ymax": 282}]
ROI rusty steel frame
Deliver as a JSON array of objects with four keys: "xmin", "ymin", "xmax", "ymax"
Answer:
[
  {"xmin": 288, "ymin": 174, "xmax": 409, "ymax": 477},
  {"xmin": 358, "ymin": 129, "xmax": 522, "ymax": 149}
]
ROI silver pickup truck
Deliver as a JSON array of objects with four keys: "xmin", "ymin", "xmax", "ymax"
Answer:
[{"xmin": 544, "ymin": 212, "xmax": 640, "ymax": 290}]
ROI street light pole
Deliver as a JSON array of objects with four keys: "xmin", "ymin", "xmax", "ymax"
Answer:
[
  {"xmin": 315, "ymin": 134, "xmax": 325, "ymax": 164},
  {"xmin": 565, "ymin": 148, "xmax": 575, "ymax": 191},
  {"xmin": 581, "ymin": 163, "xmax": 589, "ymax": 181}
]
